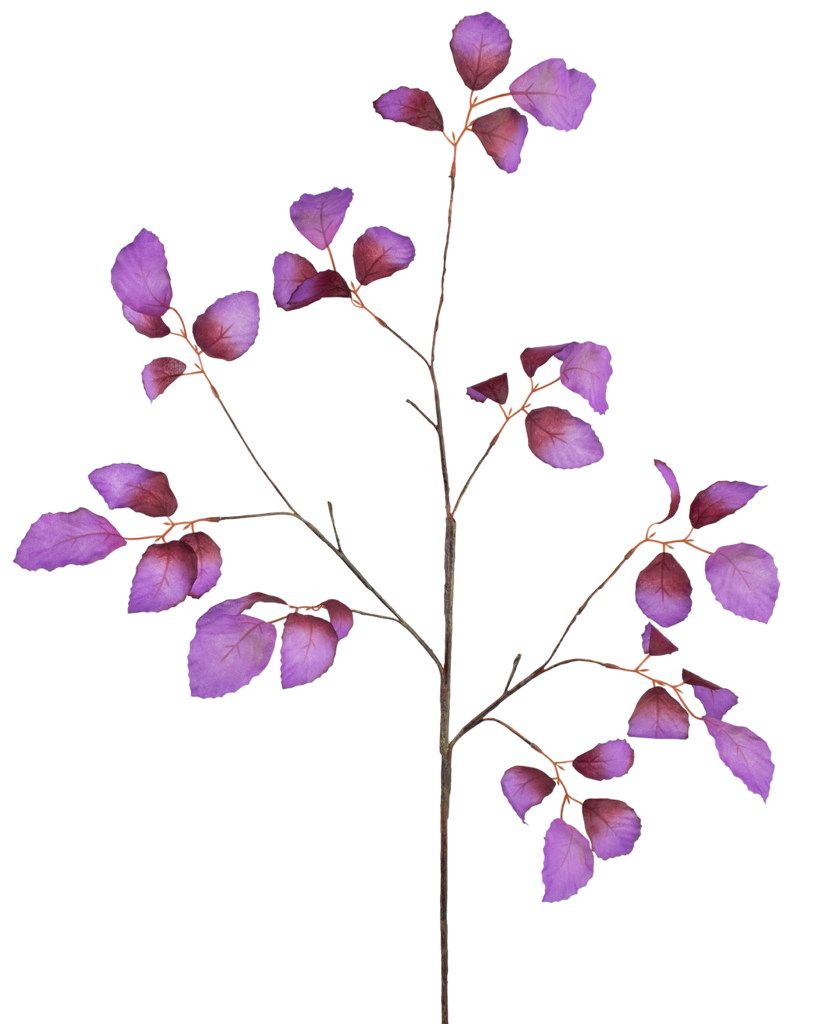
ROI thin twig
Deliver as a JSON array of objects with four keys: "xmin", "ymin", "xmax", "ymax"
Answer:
[
  {"xmin": 327, "ymin": 501, "xmax": 343, "ymax": 552},
  {"xmin": 503, "ymin": 654, "xmax": 522, "ymax": 694},
  {"xmin": 452, "ymin": 439, "xmax": 495, "ymax": 514},
  {"xmin": 207, "ymin": 511, "xmax": 296, "ymax": 522},
  {"xmin": 351, "ymin": 609, "xmax": 400, "ymax": 623},
  {"xmin": 482, "ymin": 717, "xmax": 556, "ymax": 765}
]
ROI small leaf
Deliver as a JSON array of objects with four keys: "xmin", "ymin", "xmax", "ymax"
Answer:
[
  {"xmin": 582, "ymin": 799, "xmax": 641, "ymax": 859},
  {"xmin": 122, "ymin": 304, "xmax": 170, "ymax": 339},
  {"xmin": 110, "ymin": 229, "xmax": 172, "ymax": 317},
  {"xmin": 542, "ymin": 819, "xmax": 594, "ymax": 902},
  {"xmin": 500, "ymin": 766, "xmax": 556, "ymax": 822},
  {"xmin": 290, "ymin": 188, "xmax": 354, "ymax": 250},
  {"xmin": 14, "ymin": 509, "xmax": 126, "ymax": 571},
  {"xmin": 142, "ymin": 357, "xmax": 187, "ymax": 401},
  {"xmin": 288, "ymin": 270, "xmax": 351, "ymax": 307},
  {"xmin": 704, "ymin": 716, "xmax": 774, "ymax": 801},
  {"xmin": 280, "ymin": 613, "xmax": 339, "ymax": 688},
  {"xmin": 555, "ymin": 342, "xmax": 612, "ymax": 414},
  {"xmin": 127, "ymin": 540, "xmax": 198, "ymax": 613},
  {"xmin": 653, "ymin": 459, "xmax": 680, "ymax": 524},
  {"xmin": 88, "ymin": 463, "xmax": 177, "ymax": 518},
  {"xmin": 635, "ymin": 552, "xmax": 692, "ymax": 627},
  {"xmin": 466, "ymin": 372, "xmax": 508, "ymax": 404},
  {"xmin": 373, "ymin": 87, "xmax": 444, "ymax": 131},
  {"xmin": 682, "ymin": 669, "xmax": 738, "ymax": 720},
  {"xmin": 572, "ymin": 740, "xmax": 634, "ymax": 781},
  {"xmin": 520, "ymin": 345, "xmax": 564, "ymax": 378},
  {"xmin": 450, "ymin": 12, "xmax": 512, "ymax": 90},
  {"xmin": 471, "ymin": 108, "xmax": 528, "ymax": 173},
  {"xmin": 641, "ymin": 623, "xmax": 679, "ymax": 656},
  {"xmin": 182, "ymin": 532, "xmax": 222, "ymax": 599},
  {"xmin": 272, "ymin": 252, "xmax": 319, "ymax": 311},
  {"xmin": 705, "ymin": 543, "xmax": 779, "ymax": 623},
  {"xmin": 320, "ymin": 599, "xmax": 353, "ymax": 641},
  {"xmin": 510, "ymin": 59, "xmax": 596, "ymax": 131},
  {"xmin": 628, "ymin": 688, "xmax": 690, "ymax": 739},
  {"xmin": 525, "ymin": 407, "xmax": 603, "ymax": 469},
  {"xmin": 352, "ymin": 227, "xmax": 415, "ymax": 286},
  {"xmin": 689, "ymin": 481, "xmax": 766, "ymax": 529},
  {"xmin": 192, "ymin": 291, "xmax": 260, "ymax": 362}
]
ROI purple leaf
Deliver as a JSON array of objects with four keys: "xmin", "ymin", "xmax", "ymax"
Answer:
[
  {"xmin": 110, "ymin": 229, "xmax": 172, "ymax": 317},
  {"xmin": 572, "ymin": 740, "xmax": 634, "ymax": 781},
  {"xmin": 510, "ymin": 59, "xmax": 596, "ymax": 131},
  {"xmin": 14, "ymin": 508, "xmax": 126, "ymax": 571},
  {"xmin": 289, "ymin": 188, "xmax": 354, "ymax": 250},
  {"xmin": 683, "ymin": 669, "xmax": 738, "ymax": 720},
  {"xmin": 352, "ymin": 227, "xmax": 416, "ymax": 286},
  {"xmin": 641, "ymin": 623, "xmax": 679, "ymax": 656},
  {"xmin": 450, "ymin": 12, "xmax": 512, "ymax": 90},
  {"xmin": 520, "ymin": 345, "xmax": 564, "ymax": 378},
  {"xmin": 192, "ymin": 291, "xmax": 260, "ymax": 362},
  {"xmin": 122, "ymin": 304, "xmax": 170, "ymax": 339},
  {"xmin": 471, "ymin": 108, "xmax": 528, "ymax": 173},
  {"xmin": 635, "ymin": 552, "xmax": 692, "ymax": 627},
  {"xmin": 500, "ymin": 766, "xmax": 556, "ymax": 822},
  {"xmin": 466, "ymin": 372, "xmax": 509, "ymax": 404},
  {"xmin": 653, "ymin": 459, "xmax": 680, "ymax": 524},
  {"xmin": 181, "ymin": 532, "xmax": 222, "ymax": 599},
  {"xmin": 541, "ymin": 819, "xmax": 594, "ymax": 902},
  {"xmin": 141, "ymin": 357, "xmax": 187, "ymax": 402},
  {"xmin": 525, "ymin": 407, "xmax": 603, "ymax": 469},
  {"xmin": 705, "ymin": 543, "xmax": 779, "ymax": 623},
  {"xmin": 554, "ymin": 342, "xmax": 612, "ymax": 414},
  {"xmin": 280, "ymin": 613, "xmax": 339, "ymax": 689},
  {"xmin": 704, "ymin": 716, "xmax": 774, "ymax": 801},
  {"xmin": 272, "ymin": 252, "xmax": 319, "ymax": 311},
  {"xmin": 582, "ymin": 799, "xmax": 641, "ymax": 859},
  {"xmin": 127, "ymin": 540, "xmax": 198, "ymax": 613},
  {"xmin": 628, "ymin": 687, "xmax": 690, "ymax": 739},
  {"xmin": 288, "ymin": 270, "xmax": 351, "ymax": 307},
  {"xmin": 689, "ymin": 481, "xmax": 766, "ymax": 529},
  {"xmin": 320, "ymin": 599, "xmax": 353, "ymax": 641},
  {"xmin": 88, "ymin": 463, "xmax": 177, "ymax": 518},
  {"xmin": 373, "ymin": 87, "xmax": 444, "ymax": 132},
  {"xmin": 188, "ymin": 593, "xmax": 286, "ymax": 699}
]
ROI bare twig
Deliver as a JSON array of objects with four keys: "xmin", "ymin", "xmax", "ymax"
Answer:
[
  {"xmin": 327, "ymin": 501, "xmax": 343, "ymax": 552},
  {"xmin": 406, "ymin": 399, "xmax": 438, "ymax": 431},
  {"xmin": 503, "ymin": 654, "xmax": 522, "ymax": 694}
]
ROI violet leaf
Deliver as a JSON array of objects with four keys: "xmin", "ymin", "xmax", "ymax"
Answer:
[
  {"xmin": 628, "ymin": 688, "xmax": 690, "ymax": 739},
  {"xmin": 88, "ymin": 463, "xmax": 177, "ymax": 519},
  {"xmin": 288, "ymin": 270, "xmax": 351, "ymax": 307},
  {"xmin": 466, "ymin": 372, "xmax": 508, "ymax": 404},
  {"xmin": 198, "ymin": 592, "xmax": 286, "ymax": 625},
  {"xmin": 181, "ymin": 532, "xmax": 223, "ymax": 599},
  {"xmin": 127, "ymin": 540, "xmax": 198, "ymax": 613},
  {"xmin": 705, "ymin": 543, "xmax": 779, "ymax": 623},
  {"xmin": 541, "ymin": 819, "xmax": 594, "ymax": 902},
  {"xmin": 641, "ymin": 623, "xmax": 679, "ymax": 656},
  {"xmin": 500, "ymin": 765, "xmax": 556, "ymax": 822},
  {"xmin": 142, "ymin": 357, "xmax": 187, "ymax": 402},
  {"xmin": 450, "ymin": 12, "xmax": 512, "ymax": 90},
  {"xmin": 280, "ymin": 612, "xmax": 339, "ymax": 689},
  {"xmin": 653, "ymin": 459, "xmax": 680, "ymax": 524},
  {"xmin": 290, "ymin": 188, "xmax": 354, "ymax": 250},
  {"xmin": 471, "ymin": 108, "xmax": 528, "ymax": 173},
  {"xmin": 689, "ymin": 481, "xmax": 766, "ymax": 529},
  {"xmin": 520, "ymin": 345, "xmax": 564, "ymax": 378},
  {"xmin": 683, "ymin": 668, "xmax": 738, "ymax": 720},
  {"xmin": 192, "ymin": 291, "xmax": 260, "ymax": 362},
  {"xmin": 582, "ymin": 799, "xmax": 642, "ymax": 859},
  {"xmin": 272, "ymin": 252, "xmax": 319, "ymax": 311},
  {"xmin": 320, "ymin": 599, "xmax": 353, "ymax": 641},
  {"xmin": 110, "ymin": 229, "xmax": 172, "ymax": 317},
  {"xmin": 14, "ymin": 509, "xmax": 126, "ymax": 571},
  {"xmin": 704, "ymin": 716, "xmax": 774, "ymax": 801},
  {"xmin": 373, "ymin": 87, "xmax": 444, "ymax": 132},
  {"xmin": 635, "ymin": 552, "xmax": 692, "ymax": 627},
  {"xmin": 525, "ymin": 407, "xmax": 603, "ymax": 469},
  {"xmin": 554, "ymin": 342, "xmax": 612, "ymax": 414},
  {"xmin": 352, "ymin": 227, "xmax": 415, "ymax": 286},
  {"xmin": 510, "ymin": 59, "xmax": 596, "ymax": 131},
  {"xmin": 572, "ymin": 739, "xmax": 634, "ymax": 781},
  {"xmin": 122, "ymin": 304, "xmax": 170, "ymax": 339}
]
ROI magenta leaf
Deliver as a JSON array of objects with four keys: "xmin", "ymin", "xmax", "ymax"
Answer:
[
  {"xmin": 471, "ymin": 108, "xmax": 528, "ymax": 173},
  {"xmin": 525, "ymin": 407, "xmax": 603, "ymax": 469},
  {"xmin": 641, "ymin": 623, "xmax": 679, "ymax": 656},
  {"xmin": 554, "ymin": 342, "xmax": 612, "ymax": 414},
  {"xmin": 628, "ymin": 688, "xmax": 690, "ymax": 739},
  {"xmin": 352, "ymin": 226, "xmax": 415, "ymax": 286},
  {"xmin": 510, "ymin": 59, "xmax": 596, "ymax": 131},
  {"xmin": 704, "ymin": 716, "xmax": 774, "ymax": 801},
  {"xmin": 683, "ymin": 669, "xmax": 738, "ymax": 720},
  {"xmin": 635, "ymin": 552, "xmax": 692, "ymax": 627},
  {"xmin": 280, "ymin": 613, "xmax": 339, "ymax": 689},
  {"xmin": 127, "ymin": 540, "xmax": 198, "ymax": 613},
  {"xmin": 541, "ymin": 819, "xmax": 594, "ymax": 902},
  {"xmin": 520, "ymin": 345, "xmax": 564, "ymax": 378},
  {"xmin": 373, "ymin": 87, "xmax": 444, "ymax": 132},
  {"xmin": 192, "ymin": 291, "xmax": 260, "ymax": 362},
  {"xmin": 110, "ymin": 229, "xmax": 172, "ymax": 317},
  {"xmin": 181, "ymin": 532, "xmax": 222, "ymax": 599},
  {"xmin": 689, "ymin": 481, "xmax": 766, "ymax": 529},
  {"xmin": 272, "ymin": 252, "xmax": 319, "ymax": 311},
  {"xmin": 320, "ymin": 599, "xmax": 353, "ymax": 641},
  {"xmin": 122, "ymin": 304, "xmax": 170, "ymax": 339},
  {"xmin": 466, "ymin": 372, "xmax": 508, "ymax": 404},
  {"xmin": 705, "ymin": 543, "xmax": 779, "ymax": 623},
  {"xmin": 289, "ymin": 188, "xmax": 353, "ymax": 250},
  {"xmin": 288, "ymin": 270, "xmax": 351, "ymax": 307},
  {"xmin": 88, "ymin": 463, "xmax": 177, "ymax": 519},
  {"xmin": 14, "ymin": 509, "xmax": 126, "ymax": 571},
  {"xmin": 188, "ymin": 593, "xmax": 286, "ymax": 699},
  {"xmin": 500, "ymin": 766, "xmax": 556, "ymax": 822},
  {"xmin": 572, "ymin": 739, "xmax": 634, "ymax": 781},
  {"xmin": 582, "ymin": 799, "xmax": 641, "ymax": 859},
  {"xmin": 653, "ymin": 459, "xmax": 680, "ymax": 524},
  {"xmin": 142, "ymin": 357, "xmax": 187, "ymax": 402},
  {"xmin": 450, "ymin": 13, "xmax": 512, "ymax": 90}
]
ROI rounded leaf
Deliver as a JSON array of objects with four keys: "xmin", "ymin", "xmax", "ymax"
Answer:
[
  {"xmin": 182, "ymin": 532, "xmax": 223, "ymax": 599},
  {"xmin": 635, "ymin": 552, "xmax": 692, "ymax": 627},
  {"xmin": 88, "ymin": 463, "xmax": 177, "ymax": 518},
  {"xmin": 471, "ymin": 107, "xmax": 528, "ymax": 172},
  {"xmin": 127, "ymin": 540, "xmax": 198, "ymax": 613},
  {"xmin": 110, "ymin": 229, "xmax": 172, "ymax": 317},
  {"xmin": 525, "ymin": 406, "xmax": 603, "ymax": 469},
  {"xmin": 290, "ymin": 188, "xmax": 353, "ymax": 250},
  {"xmin": 188, "ymin": 598, "xmax": 281, "ymax": 699},
  {"xmin": 542, "ymin": 819, "xmax": 594, "ymax": 902},
  {"xmin": 466, "ymin": 372, "xmax": 508, "ymax": 404},
  {"xmin": 192, "ymin": 291, "xmax": 260, "ymax": 362},
  {"xmin": 450, "ymin": 13, "xmax": 512, "ymax": 91},
  {"xmin": 510, "ymin": 59, "xmax": 596, "ymax": 131},
  {"xmin": 689, "ymin": 481, "xmax": 765, "ymax": 529},
  {"xmin": 572, "ymin": 739, "xmax": 634, "ymax": 781},
  {"xmin": 582, "ymin": 799, "xmax": 641, "ymax": 859},
  {"xmin": 628, "ymin": 687, "xmax": 689, "ymax": 739},
  {"xmin": 705, "ymin": 543, "xmax": 779, "ymax": 623},
  {"xmin": 272, "ymin": 252, "xmax": 319, "ymax": 311},
  {"xmin": 14, "ymin": 508, "xmax": 126, "ymax": 571},
  {"xmin": 373, "ymin": 87, "xmax": 444, "ymax": 132},
  {"xmin": 141, "ymin": 357, "xmax": 187, "ymax": 402},
  {"xmin": 641, "ymin": 623, "xmax": 679, "ymax": 656},
  {"xmin": 555, "ymin": 342, "xmax": 612, "ymax": 414},
  {"xmin": 352, "ymin": 226, "xmax": 415, "ymax": 286},
  {"xmin": 501, "ymin": 765, "xmax": 556, "ymax": 822},
  {"xmin": 683, "ymin": 669, "xmax": 738, "ymax": 720},
  {"xmin": 704, "ymin": 716, "xmax": 774, "ymax": 801},
  {"xmin": 280, "ymin": 613, "xmax": 339, "ymax": 688}
]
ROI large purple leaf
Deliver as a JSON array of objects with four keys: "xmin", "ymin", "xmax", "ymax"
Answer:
[
  {"xmin": 500, "ymin": 766, "xmax": 556, "ymax": 822},
  {"xmin": 653, "ymin": 459, "xmax": 681, "ymax": 524},
  {"xmin": 683, "ymin": 669, "xmax": 738, "ymax": 720},
  {"xmin": 280, "ymin": 613, "xmax": 339, "ymax": 689},
  {"xmin": 272, "ymin": 252, "xmax": 319, "ymax": 311},
  {"xmin": 188, "ymin": 594, "xmax": 286, "ymax": 699},
  {"xmin": 689, "ymin": 481, "xmax": 766, "ymax": 529},
  {"xmin": 320, "ymin": 599, "xmax": 353, "ymax": 641},
  {"xmin": 14, "ymin": 508, "xmax": 126, "ymax": 571},
  {"xmin": 520, "ymin": 345, "xmax": 564, "ymax": 378},
  {"xmin": 572, "ymin": 740, "xmax": 634, "ymax": 781},
  {"xmin": 127, "ymin": 541, "xmax": 198, "ymax": 613},
  {"xmin": 525, "ymin": 407, "xmax": 603, "ymax": 469},
  {"xmin": 705, "ymin": 543, "xmax": 779, "ymax": 623},
  {"xmin": 110, "ymin": 229, "xmax": 172, "ymax": 317},
  {"xmin": 471, "ymin": 108, "xmax": 528, "ymax": 173},
  {"xmin": 450, "ymin": 12, "xmax": 512, "ymax": 90},
  {"xmin": 288, "ymin": 270, "xmax": 351, "ymax": 307},
  {"xmin": 635, "ymin": 552, "xmax": 692, "ymax": 627},
  {"xmin": 373, "ymin": 87, "xmax": 444, "ymax": 132},
  {"xmin": 510, "ymin": 59, "xmax": 596, "ymax": 131},
  {"xmin": 290, "ymin": 188, "xmax": 354, "ymax": 250},
  {"xmin": 192, "ymin": 291, "xmax": 260, "ymax": 362},
  {"xmin": 122, "ymin": 304, "xmax": 170, "ymax": 339},
  {"xmin": 142, "ymin": 357, "xmax": 187, "ymax": 402},
  {"xmin": 541, "ymin": 819, "xmax": 594, "ymax": 902},
  {"xmin": 628, "ymin": 687, "xmax": 690, "ymax": 739},
  {"xmin": 582, "ymin": 799, "xmax": 642, "ymax": 859},
  {"xmin": 554, "ymin": 342, "xmax": 612, "ymax": 414},
  {"xmin": 641, "ymin": 623, "xmax": 679, "ymax": 656},
  {"xmin": 181, "ymin": 532, "xmax": 222, "ymax": 599},
  {"xmin": 466, "ymin": 372, "xmax": 508, "ymax": 404},
  {"xmin": 704, "ymin": 716, "xmax": 774, "ymax": 801},
  {"xmin": 88, "ymin": 463, "xmax": 177, "ymax": 518},
  {"xmin": 352, "ymin": 227, "xmax": 415, "ymax": 286}
]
